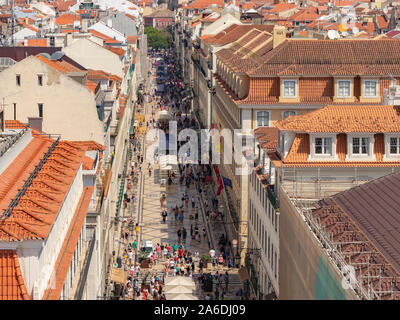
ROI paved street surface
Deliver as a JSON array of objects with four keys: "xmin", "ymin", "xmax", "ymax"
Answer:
[{"xmin": 108, "ymin": 48, "xmax": 244, "ymax": 301}]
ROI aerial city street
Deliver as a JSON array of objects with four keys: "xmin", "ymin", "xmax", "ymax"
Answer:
[{"xmin": 0, "ymin": 0, "xmax": 400, "ymax": 302}]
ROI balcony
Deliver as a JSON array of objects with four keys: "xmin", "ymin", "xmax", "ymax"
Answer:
[{"xmin": 267, "ymin": 185, "xmax": 279, "ymax": 210}]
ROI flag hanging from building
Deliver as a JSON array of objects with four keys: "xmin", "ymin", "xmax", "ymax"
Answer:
[
  {"xmin": 222, "ymin": 176, "xmax": 232, "ymax": 188},
  {"xmin": 217, "ymin": 183, "xmax": 224, "ymax": 195}
]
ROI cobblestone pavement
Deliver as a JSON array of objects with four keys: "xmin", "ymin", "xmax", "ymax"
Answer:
[{"xmin": 109, "ymin": 53, "xmax": 244, "ymax": 301}]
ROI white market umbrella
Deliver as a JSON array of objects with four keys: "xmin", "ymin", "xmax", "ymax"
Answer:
[
  {"xmin": 165, "ymin": 277, "xmax": 195, "ymax": 288},
  {"xmin": 165, "ymin": 293, "xmax": 199, "ymax": 300},
  {"xmin": 164, "ymin": 285, "xmax": 194, "ymax": 294}
]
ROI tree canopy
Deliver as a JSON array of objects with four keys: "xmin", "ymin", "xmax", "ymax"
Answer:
[{"xmin": 144, "ymin": 26, "xmax": 172, "ymax": 49}]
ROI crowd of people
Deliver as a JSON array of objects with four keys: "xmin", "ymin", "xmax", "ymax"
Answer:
[{"xmin": 109, "ymin": 47, "xmax": 238, "ymax": 300}]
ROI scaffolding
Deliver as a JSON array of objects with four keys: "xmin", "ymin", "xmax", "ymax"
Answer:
[{"xmin": 281, "ymin": 168, "xmax": 400, "ymax": 300}]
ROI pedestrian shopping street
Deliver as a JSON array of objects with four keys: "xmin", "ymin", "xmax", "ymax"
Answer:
[{"xmin": 107, "ymin": 46, "xmax": 244, "ymax": 301}]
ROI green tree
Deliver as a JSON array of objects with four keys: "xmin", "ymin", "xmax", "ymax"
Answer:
[{"xmin": 144, "ymin": 26, "xmax": 172, "ymax": 49}]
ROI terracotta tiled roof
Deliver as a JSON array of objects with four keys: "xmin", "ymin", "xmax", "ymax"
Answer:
[
  {"xmin": 26, "ymin": 25, "xmax": 38, "ymax": 32},
  {"xmin": 203, "ymin": 24, "xmax": 274, "ymax": 46},
  {"xmin": 183, "ymin": 0, "xmax": 224, "ymax": 9},
  {"xmin": 254, "ymin": 127, "xmax": 278, "ymax": 151},
  {"xmin": 82, "ymin": 156, "xmax": 95, "ymax": 170},
  {"xmin": 87, "ymin": 69, "xmax": 111, "ymax": 80},
  {"xmin": 55, "ymin": 13, "xmax": 80, "ymax": 26},
  {"xmin": 248, "ymin": 39, "xmax": 400, "ymax": 76},
  {"xmin": 144, "ymin": 8, "xmax": 173, "ymax": 18},
  {"xmin": 56, "ymin": 0, "xmax": 77, "ymax": 12},
  {"xmin": 35, "ymin": 54, "xmax": 97, "ymax": 93},
  {"xmin": 275, "ymin": 105, "xmax": 400, "ymax": 133},
  {"xmin": 89, "ymin": 29, "xmax": 121, "ymax": 44},
  {"xmin": 42, "ymin": 186, "xmax": 94, "ymax": 300},
  {"xmin": 70, "ymin": 140, "xmax": 106, "ymax": 151},
  {"xmin": 61, "ymin": 29, "xmax": 79, "ymax": 33},
  {"xmin": 377, "ymin": 15, "xmax": 389, "ymax": 30},
  {"xmin": 290, "ymin": 7, "xmax": 321, "ymax": 22},
  {"xmin": 86, "ymin": 79, "xmax": 98, "ymax": 93},
  {"xmin": 267, "ymin": 3, "xmax": 296, "ymax": 13},
  {"xmin": 5, "ymin": 120, "xmax": 26, "ymax": 129},
  {"xmin": 334, "ymin": 0, "xmax": 355, "ymax": 6},
  {"xmin": 104, "ymin": 44, "xmax": 125, "ymax": 57},
  {"xmin": 127, "ymin": 36, "xmax": 137, "ymax": 44},
  {"xmin": 18, "ymin": 38, "xmax": 48, "ymax": 47},
  {"xmin": 0, "ymin": 137, "xmax": 87, "ymax": 241},
  {"xmin": 0, "ymin": 250, "xmax": 30, "ymax": 300},
  {"xmin": 125, "ymin": 14, "xmax": 136, "ymax": 21}
]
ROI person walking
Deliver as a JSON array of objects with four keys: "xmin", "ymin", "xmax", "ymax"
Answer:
[
  {"xmin": 135, "ymin": 264, "xmax": 140, "ymax": 277},
  {"xmin": 191, "ymin": 196, "xmax": 195, "ymax": 208},
  {"xmin": 218, "ymin": 254, "xmax": 224, "ymax": 268},
  {"xmin": 177, "ymin": 229, "xmax": 182, "ymax": 242},
  {"xmin": 182, "ymin": 227, "xmax": 187, "ymax": 243},
  {"xmin": 224, "ymin": 272, "xmax": 229, "ymax": 291}
]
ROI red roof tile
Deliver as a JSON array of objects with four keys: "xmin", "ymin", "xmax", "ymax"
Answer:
[
  {"xmin": 275, "ymin": 105, "xmax": 400, "ymax": 133},
  {"xmin": 0, "ymin": 137, "xmax": 87, "ymax": 242},
  {"xmin": 18, "ymin": 38, "xmax": 48, "ymax": 47},
  {"xmin": 89, "ymin": 29, "xmax": 121, "ymax": 44},
  {"xmin": 127, "ymin": 36, "xmax": 137, "ymax": 44},
  {"xmin": 55, "ymin": 13, "xmax": 80, "ymax": 26},
  {"xmin": 104, "ymin": 44, "xmax": 125, "ymax": 57},
  {"xmin": 0, "ymin": 250, "xmax": 30, "ymax": 300}
]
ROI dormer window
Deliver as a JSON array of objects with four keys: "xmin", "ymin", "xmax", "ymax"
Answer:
[
  {"xmin": 283, "ymin": 80, "xmax": 297, "ymax": 97},
  {"xmin": 346, "ymin": 133, "xmax": 375, "ymax": 161},
  {"xmin": 352, "ymin": 137, "xmax": 369, "ymax": 154},
  {"xmin": 384, "ymin": 134, "xmax": 400, "ymax": 160},
  {"xmin": 309, "ymin": 134, "xmax": 338, "ymax": 161},
  {"xmin": 337, "ymin": 80, "xmax": 351, "ymax": 98},
  {"xmin": 363, "ymin": 80, "xmax": 378, "ymax": 97},
  {"xmin": 315, "ymin": 137, "xmax": 332, "ymax": 155},
  {"xmin": 390, "ymin": 137, "xmax": 400, "ymax": 154}
]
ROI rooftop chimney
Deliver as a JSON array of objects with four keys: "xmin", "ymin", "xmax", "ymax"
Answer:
[
  {"xmin": 107, "ymin": 18, "xmax": 112, "ymax": 28},
  {"xmin": 273, "ymin": 25, "xmax": 286, "ymax": 49}
]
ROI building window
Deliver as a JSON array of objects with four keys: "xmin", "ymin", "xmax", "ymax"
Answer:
[
  {"xmin": 337, "ymin": 80, "xmax": 351, "ymax": 97},
  {"xmin": 13, "ymin": 103, "xmax": 16, "ymax": 120},
  {"xmin": 363, "ymin": 80, "xmax": 377, "ymax": 97},
  {"xmin": 390, "ymin": 137, "xmax": 400, "ymax": 154},
  {"xmin": 38, "ymin": 75, "xmax": 43, "ymax": 86},
  {"xmin": 271, "ymin": 208, "xmax": 275, "ymax": 227},
  {"xmin": 282, "ymin": 110, "xmax": 297, "ymax": 119},
  {"xmin": 315, "ymin": 137, "xmax": 332, "ymax": 155},
  {"xmin": 261, "ymin": 225, "xmax": 264, "ymax": 244},
  {"xmin": 352, "ymin": 137, "xmax": 369, "ymax": 154},
  {"xmin": 16, "ymin": 75, "xmax": 21, "ymax": 86},
  {"xmin": 283, "ymin": 80, "xmax": 296, "ymax": 97},
  {"xmin": 38, "ymin": 104, "xmax": 43, "ymax": 118},
  {"xmin": 256, "ymin": 111, "xmax": 269, "ymax": 128},
  {"xmin": 271, "ymin": 245, "xmax": 274, "ymax": 270}
]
